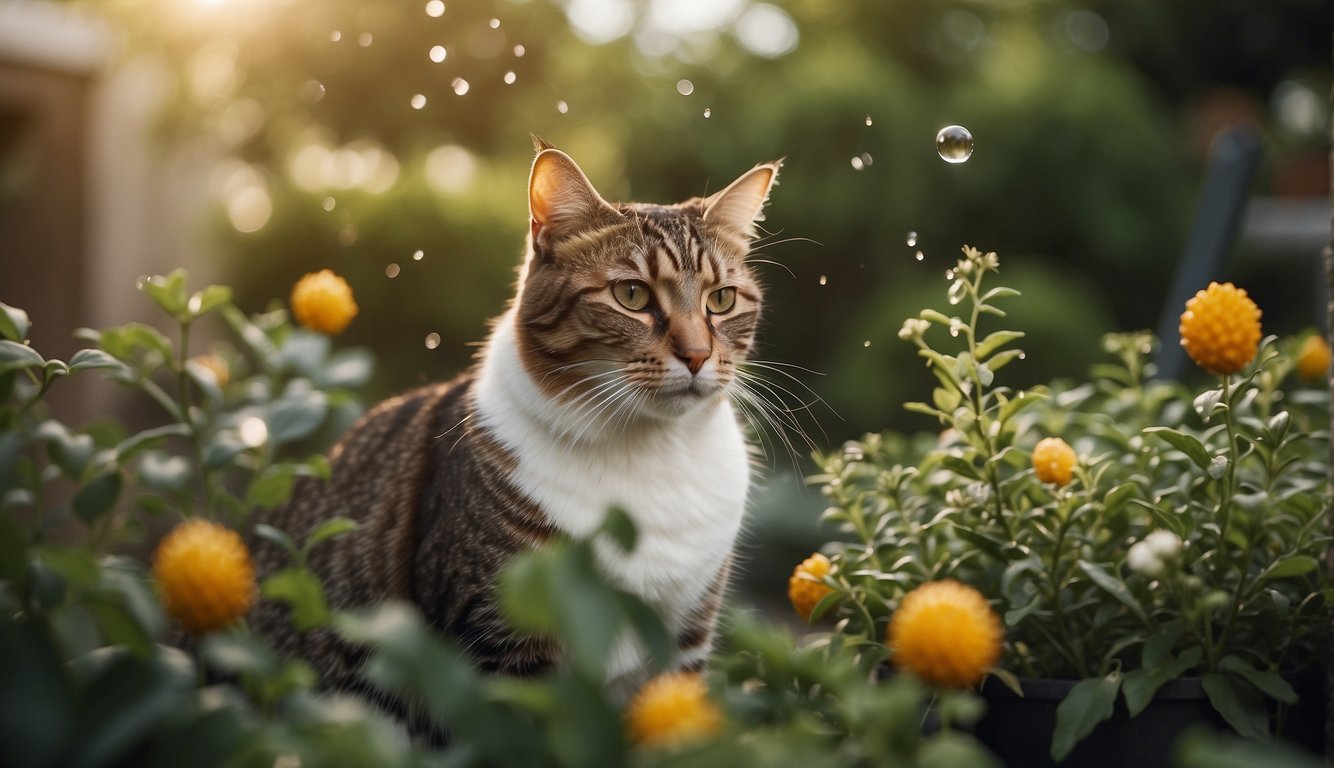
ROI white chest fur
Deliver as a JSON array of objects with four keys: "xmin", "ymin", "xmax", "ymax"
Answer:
[{"xmin": 473, "ymin": 311, "xmax": 750, "ymax": 631}]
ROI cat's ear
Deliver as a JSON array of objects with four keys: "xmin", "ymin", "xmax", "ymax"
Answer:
[
  {"xmin": 529, "ymin": 148, "xmax": 615, "ymax": 245},
  {"xmin": 703, "ymin": 160, "xmax": 782, "ymax": 240}
]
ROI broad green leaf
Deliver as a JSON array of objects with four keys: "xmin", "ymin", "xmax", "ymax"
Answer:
[
  {"xmin": 87, "ymin": 597, "xmax": 154, "ymax": 658},
  {"xmin": 1052, "ymin": 672, "xmax": 1122, "ymax": 761},
  {"xmin": 976, "ymin": 330, "xmax": 1025, "ymax": 360},
  {"xmin": 1142, "ymin": 427, "xmax": 1212, "ymax": 470},
  {"xmin": 303, "ymin": 517, "xmax": 360, "ymax": 553},
  {"xmin": 1194, "ymin": 388, "xmax": 1226, "ymax": 419},
  {"xmin": 1261, "ymin": 555, "xmax": 1319, "ymax": 582},
  {"xmin": 1102, "ymin": 483, "xmax": 1139, "ymax": 514},
  {"xmin": 0, "ymin": 340, "xmax": 44, "ymax": 372},
  {"xmin": 266, "ymin": 390, "xmax": 329, "ymax": 445},
  {"xmin": 139, "ymin": 269, "xmax": 189, "ymax": 318},
  {"xmin": 0, "ymin": 302, "xmax": 30, "ymax": 341},
  {"xmin": 246, "ymin": 464, "xmax": 296, "ymax": 510},
  {"xmin": 99, "ymin": 324, "xmax": 173, "ymax": 366},
  {"xmin": 598, "ymin": 506, "xmax": 637, "ymax": 553},
  {"xmin": 261, "ymin": 567, "xmax": 330, "ymax": 630},
  {"xmin": 1218, "ymin": 656, "xmax": 1298, "ymax": 705},
  {"xmin": 1076, "ymin": 561, "xmax": 1147, "ymax": 624},
  {"xmin": 68, "ymin": 349, "xmax": 127, "ymax": 373},
  {"xmin": 73, "ymin": 472, "xmax": 123, "ymax": 523},
  {"xmin": 1142, "ymin": 619, "xmax": 1185, "ymax": 668},
  {"xmin": 67, "ymin": 647, "xmax": 195, "ymax": 768},
  {"xmin": 318, "ymin": 348, "xmax": 375, "ymax": 389},
  {"xmin": 1201, "ymin": 672, "xmax": 1271, "ymax": 742},
  {"xmin": 986, "ymin": 349, "xmax": 1024, "ymax": 372},
  {"xmin": 188, "ymin": 285, "xmax": 232, "ymax": 318},
  {"xmin": 251, "ymin": 524, "xmax": 297, "ymax": 560},
  {"xmin": 1122, "ymin": 647, "xmax": 1202, "ymax": 716},
  {"xmin": 997, "ymin": 388, "xmax": 1047, "ymax": 422},
  {"xmin": 981, "ymin": 286, "xmax": 1021, "ymax": 302}
]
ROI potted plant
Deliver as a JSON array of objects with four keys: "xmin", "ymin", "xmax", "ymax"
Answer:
[{"xmin": 798, "ymin": 246, "xmax": 1329, "ymax": 765}]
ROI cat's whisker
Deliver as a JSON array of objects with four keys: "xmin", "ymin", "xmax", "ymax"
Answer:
[
  {"xmin": 746, "ymin": 258, "xmax": 795, "ymax": 279},
  {"xmin": 730, "ymin": 383, "xmax": 804, "ymax": 468}
]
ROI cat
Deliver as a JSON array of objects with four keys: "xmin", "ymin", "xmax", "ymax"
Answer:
[{"xmin": 250, "ymin": 139, "xmax": 782, "ymax": 728}]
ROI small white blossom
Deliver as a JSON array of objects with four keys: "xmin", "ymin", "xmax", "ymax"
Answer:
[
  {"xmin": 1127, "ymin": 540, "xmax": 1164, "ymax": 577},
  {"xmin": 1144, "ymin": 530, "xmax": 1182, "ymax": 560},
  {"xmin": 898, "ymin": 318, "xmax": 930, "ymax": 341}
]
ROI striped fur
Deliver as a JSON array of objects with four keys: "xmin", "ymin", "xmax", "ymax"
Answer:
[{"xmin": 250, "ymin": 146, "xmax": 780, "ymax": 732}]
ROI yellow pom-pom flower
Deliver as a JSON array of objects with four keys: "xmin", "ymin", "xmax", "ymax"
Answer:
[
  {"xmin": 788, "ymin": 552, "xmax": 835, "ymax": 622},
  {"xmin": 1296, "ymin": 335, "xmax": 1330, "ymax": 383},
  {"xmin": 290, "ymin": 269, "xmax": 358, "ymax": 335},
  {"xmin": 888, "ymin": 580, "xmax": 1002, "ymax": 689},
  {"xmin": 1178, "ymin": 282, "xmax": 1261, "ymax": 375},
  {"xmin": 1032, "ymin": 436, "xmax": 1077, "ymax": 486},
  {"xmin": 153, "ymin": 519, "xmax": 257, "ymax": 634},
  {"xmin": 627, "ymin": 672, "xmax": 723, "ymax": 748}
]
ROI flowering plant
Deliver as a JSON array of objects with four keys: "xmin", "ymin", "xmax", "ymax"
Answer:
[{"xmin": 806, "ymin": 247, "xmax": 1330, "ymax": 760}]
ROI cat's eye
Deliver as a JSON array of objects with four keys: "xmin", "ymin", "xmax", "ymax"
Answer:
[
  {"xmin": 612, "ymin": 280, "xmax": 652, "ymax": 311},
  {"xmin": 706, "ymin": 287, "xmax": 737, "ymax": 314}
]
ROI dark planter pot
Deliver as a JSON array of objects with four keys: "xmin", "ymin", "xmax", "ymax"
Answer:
[{"xmin": 973, "ymin": 670, "xmax": 1324, "ymax": 768}]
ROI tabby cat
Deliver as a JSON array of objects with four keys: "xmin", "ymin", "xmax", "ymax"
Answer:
[{"xmin": 251, "ymin": 141, "xmax": 782, "ymax": 724}]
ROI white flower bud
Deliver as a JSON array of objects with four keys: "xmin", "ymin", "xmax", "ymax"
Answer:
[
  {"xmin": 1144, "ymin": 530, "xmax": 1182, "ymax": 560},
  {"xmin": 1127, "ymin": 540, "xmax": 1164, "ymax": 577}
]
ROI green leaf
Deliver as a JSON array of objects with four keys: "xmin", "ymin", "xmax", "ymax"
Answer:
[
  {"xmin": 67, "ymin": 647, "xmax": 196, "ymax": 768},
  {"xmin": 1143, "ymin": 427, "xmax": 1213, "ymax": 471},
  {"xmin": 986, "ymin": 348, "xmax": 1024, "ymax": 371},
  {"xmin": 261, "ymin": 567, "xmax": 330, "ymax": 630},
  {"xmin": 1218, "ymin": 656, "xmax": 1298, "ymax": 705},
  {"xmin": 0, "ymin": 302, "xmax": 30, "ymax": 341},
  {"xmin": 99, "ymin": 324, "xmax": 173, "ymax": 367},
  {"xmin": 1261, "ymin": 555, "xmax": 1319, "ymax": 582},
  {"xmin": 1122, "ymin": 647, "xmax": 1202, "ymax": 716},
  {"xmin": 87, "ymin": 597, "xmax": 154, "ymax": 658},
  {"xmin": 252, "ymin": 524, "xmax": 297, "ymax": 561},
  {"xmin": 0, "ymin": 340, "xmax": 44, "ymax": 372},
  {"xmin": 73, "ymin": 472, "xmax": 123, "ymax": 523},
  {"xmin": 1194, "ymin": 388, "xmax": 1226, "ymax": 419},
  {"xmin": 1052, "ymin": 672, "xmax": 1122, "ymax": 762},
  {"xmin": 981, "ymin": 286, "xmax": 1021, "ymax": 302},
  {"xmin": 302, "ymin": 517, "xmax": 360, "ymax": 554},
  {"xmin": 618, "ymin": 593, "xmax": 671, "ymax": 672},
  {"xmin": 246, "ymin": 464, "xmax": 297, "ymax": 510},
  {"xmin": 1201, "ymin": 672, "xmax": 1272, "ymax": 742},
  {"xmin": 598, "ymin": 506, "xmax": 637, "ymax": 553},
  {"xmin": 266, "ymin": 390, "xmax": 329, "ymax": 445},
  {"xmin": 199, "ymin": 631, "xmax": 279, "ymax": 678},
  {"xmin": 1103, "ymin": 483, "xmax": 1140, "ymax": 513},
  {"xmin": 318, "ymin": 348, "xmax": 375, "ymax": 389},
  {"xmin": 140, "ymin": 269, "xmax": 189, "ymax": 318},
  {"xmin": 188, "ymin": 285, "xmax": 232, "ymax": 318},
  {"xmin": 1142, "ymin": 619, "xmax": 1185, "ymax": 668},
  {"xmin": 115, "ymin": 425, "xmax": 190, "ymax": 463},
  {"xmin": 0, "ymin": 617, "xmax": 76, "ymax": 767},
  {"xmin": 1076, "ymin": 561, "xmax": 1148, "ymax": 624},
  {"xmin": 68, "ymin": 349, "xmax": 128, "ymax": 374},
  {"xmin": 184, "ymin": 360, "xmax": 223, "ymax": 403},
  {"xmin": 138, "ymin": 452, "xmax": 191, "ymax": 494},
  {"xmin": 976, "ymin": 330, "xmax": 1025, "ymax": 360}
]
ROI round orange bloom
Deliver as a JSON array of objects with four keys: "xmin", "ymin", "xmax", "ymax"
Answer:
[
  {"xmin": 153, "ymin": 519, "xmax": 257, "ymax": 634},
  {"xmin": 290, "ymin": 269, "xmax": 358, "ymax": 335},
  {"xmin": 788, "ymin": 552, "xmax": 835, "ymax": 622},
  {"xmin": 1179, "ymin": 282, "xmax": 1261, "ymax": 375},
  {"xmin": 1032, "ymin": 437, "xmax": 1077, "ymax": 486},
  {"xmin": 1295, "ymin": 335, "xmax": 1330, "ymax": 383},
  {"xmin": 888, "ymin": 580, "xmax": 1002, "ymax": 689},
  {"xmin": 626, "ymin": 672, "xmax": 723, "ymax": 748}
]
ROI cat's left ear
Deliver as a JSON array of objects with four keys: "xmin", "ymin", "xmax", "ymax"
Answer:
[
  {"xmin": 703, "ymin": 160, "xmax": 782, "ymax": 240},
  {"xmin": 529, "ymin": 148, "xmax": 617, "ymax": 247}
]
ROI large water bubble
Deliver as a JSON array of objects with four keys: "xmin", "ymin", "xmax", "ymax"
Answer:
[{"xmin": 935, "ymin": 125, "xmax": 974, "ymax": 163}]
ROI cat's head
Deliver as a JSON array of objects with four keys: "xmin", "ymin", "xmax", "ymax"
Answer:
[{"xmin": 513, "ymin": 144, "xmax": 780, "ymax": 425}]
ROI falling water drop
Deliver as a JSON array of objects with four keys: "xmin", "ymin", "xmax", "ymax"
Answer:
[
  {"xmin": 425, "ymin": 332, "xmax": 442, "ymax": 350},
  {"xmin": 451, "ymin": 78, "xmax": 470, "ymax": 95},
  {"xmin": 385, "ymin": 263, "xmax": 401, "ymax": 278},
  {"xmin": 503, "ymin": 71, "xmax": 517, "ymax": 85},
  {"xmin": 818, "ymin": 275, "xmax": 828, "ymax": 286},
  {"xmin": 850, "ymin": 156, "xmax": 865, "ymax": 171},
  {"xmin": 488, "ymin": 17, "xmax": 501, "ymax": 28},
  {"xmin": 514, "ymin": 44, "xmax": 526, "ymax": 57},
  {"xmin": 863, "ymin": 340, "xmax": 872, "ymax": 348},
  {"xmin": 556, "ymin": 100, "xmax": 569, "ymax": 114},
  {"xmin": 358, "ymin": 32, "xmax": 373, "ymax": 47},
  {"xmin": 413, "ymin": 249, "xmax": 424, "ymax": 261},
  {"xmin": 411, "ymin": 93, "xmax": 427, "ymax": 109},
  {"xmin": 425, "ymin": 0, "xmax": 445, "ymax": 17},
  {"xmin": 330, "ymin": 30, "xmax": 342, "ymax": 42},
  {"xmin": 906, "ymin": 231, "xmax": 918, "ymax": 247},
  {"xmin": 1018, "ymin": 352, "xmax": 1026, "ymax": 360},
  {"xmin": 676, "ymin": 79, "xmax": 695, "ymax": 96},
  {"xmin": 135, "ymin": 276, "xmax": 147, "ymax": 290},
  {"xmin": 859, "ymin": 152, "xmax": 873, "ymax": 167},
  {"xmin": 322, "ymin": 196, "xmax": 335, "ymax": 211},
  {"xmin": 703, "ymin": 107, "xmax": 711, "ymax": 118},
  {"xmin": 865, "ymin": 115, "xmax": 873, "ymax": 126},
  {"xmin": 915, "ymin": 250, "xmax": 924, "ymax": 261},
  {"xmin": 429, "ymin": 45, "xmax": 447, "ymax": 62},
  {"xmin": 935, "ymin": 124, "xmax": 974, "ymax": 163}
]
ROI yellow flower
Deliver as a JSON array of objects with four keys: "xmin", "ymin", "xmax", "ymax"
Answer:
[
  {"xmin": 1178, "ymin": 282, "xmax": 1261, "ymax": 375},
  {"xmin": 191, "ymin": 353, "xmax": 230, "ymax": 388},
  {"xmin": 290, "ymin": 269, "xmax": 358, "ymax": 335},
  {"xmin": 627, "ymin": 672, "xmax": 723, "ymax": 748},
  {"xmin": 153, "ymin": 519, "xmax": 257, "ymax": 634},
  {"xmin": 1032, "ymin": 437, "xmax": 1077, "ymax": 486},
  {"xmin": 888, "ymin": 580, "xmax": 1002, "ymax": 689},
  {"xmin": 1296, "ymin": 335, "xmax": 1330, "ymax": 383},
  {"xmin": 788, "ymin": 552, "xmax": 835, "ymax": 622}
]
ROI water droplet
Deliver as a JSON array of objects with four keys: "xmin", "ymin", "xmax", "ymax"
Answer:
[
  {"xmin": 703, "ymin": 107, "xmax": 711, "ymax": 118},
  {"xmin": 850, "ymin": 156, "xmax": 865, "ymax": 171},
  {"xmin": 915, "ymin": 250, "xmax": 925, "ymax": 261},
  {"xmin": 425, "ymin": 332, "xmax": 442, "ymax": 350},
  {"xmin": 385, "ymin": 263, "xmax": 401, "ymax": 278},
  {"xmin": 945, "ymin": 269, "xmax": 954, "ymax": 280},
  {"xmin": 865, "ymin": 114, "xmax": 873, "ymax": 126},
  {"xmin": 1018, "ymin": 352, "xmax": 1026, "ymax": 360},
  {"xmin": 859, "ymin": 152, "xmax": 873, "ymax": 167},
  {"xmin": 411, "ymin": 93, "xmax": 427, "ymax": 109},
  {"xmin": 906, "ymin": 231, "xmax": 918, "ymax": 247},
  {"xmin": 339, "ymin": 224, "xmax": 358, "ymax": 245},
  {"xmin": 322, "ymin": 196, "xmax": 336, "ymax": 211},
  {"xmin": 514, "ymin": 44, "xmax": 526, "ymax": 57},
  {"xmin": 949, "ymin": 326, "xmax": 960, "ymax": 337},
  {"xmin": 413, "ymin": 249, "xmax": 424, "ymax": 261},
  {"xmin": 503, "ymin": 70, "xmax": 517, "ymax": 85},
  {"xmin": 451, "ymin": 78, "xmax": 470, "ymax": 96},
  {"xmin": 358, "ymin": 32, "xmax": 373, "ymax": 47},
  {"xmin": 135, "ymin": 276, "xmax": 147, "ymax": 290},
  {"xmin": 863, "ymin": 340, "xmax": 872, "ymax": 348},
  {"xmin": 556, "ymin": 100, "xmax": 569, "ymax": 114},
  {"xmin": 676, "ymin": 79, "xmax": 694, "ymax": 96},
  {"xmin": 425, "ymin": 0, "xmax": 445, "ymax": 17},
  {"xmin": 488, "ymin": 17, "xmax": 500, "ymax": 28},
  {"xmin": 818, "ymin": 275, "xmax": 827, "ymax": 286},
  {"xmin": 300, "ymin": 79, "xmax": 326, "ymax": 104},
  {"xmin": 239, "ymin": 416, "xmax": 268, "ymax": 447},
  {"xmin": 329, "ymin": 30, "xmax": 342, "ymax": 42},
  {"xmin": 429, "ymin": 45, "xmax": 447, "ymax": 62},
  {"xmin": 935, "ymin": 124, "xmax": 974, "ymax": 163}
]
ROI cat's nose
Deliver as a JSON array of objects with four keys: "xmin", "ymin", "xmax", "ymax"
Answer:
[{"xmin": 677, "ymin": 348, "xmax": 709, "ymax": 375}]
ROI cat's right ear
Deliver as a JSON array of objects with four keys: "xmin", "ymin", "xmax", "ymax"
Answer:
[{"xmin": 529, "ymin": 148, "xmax": 615, "ymax": 248}]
